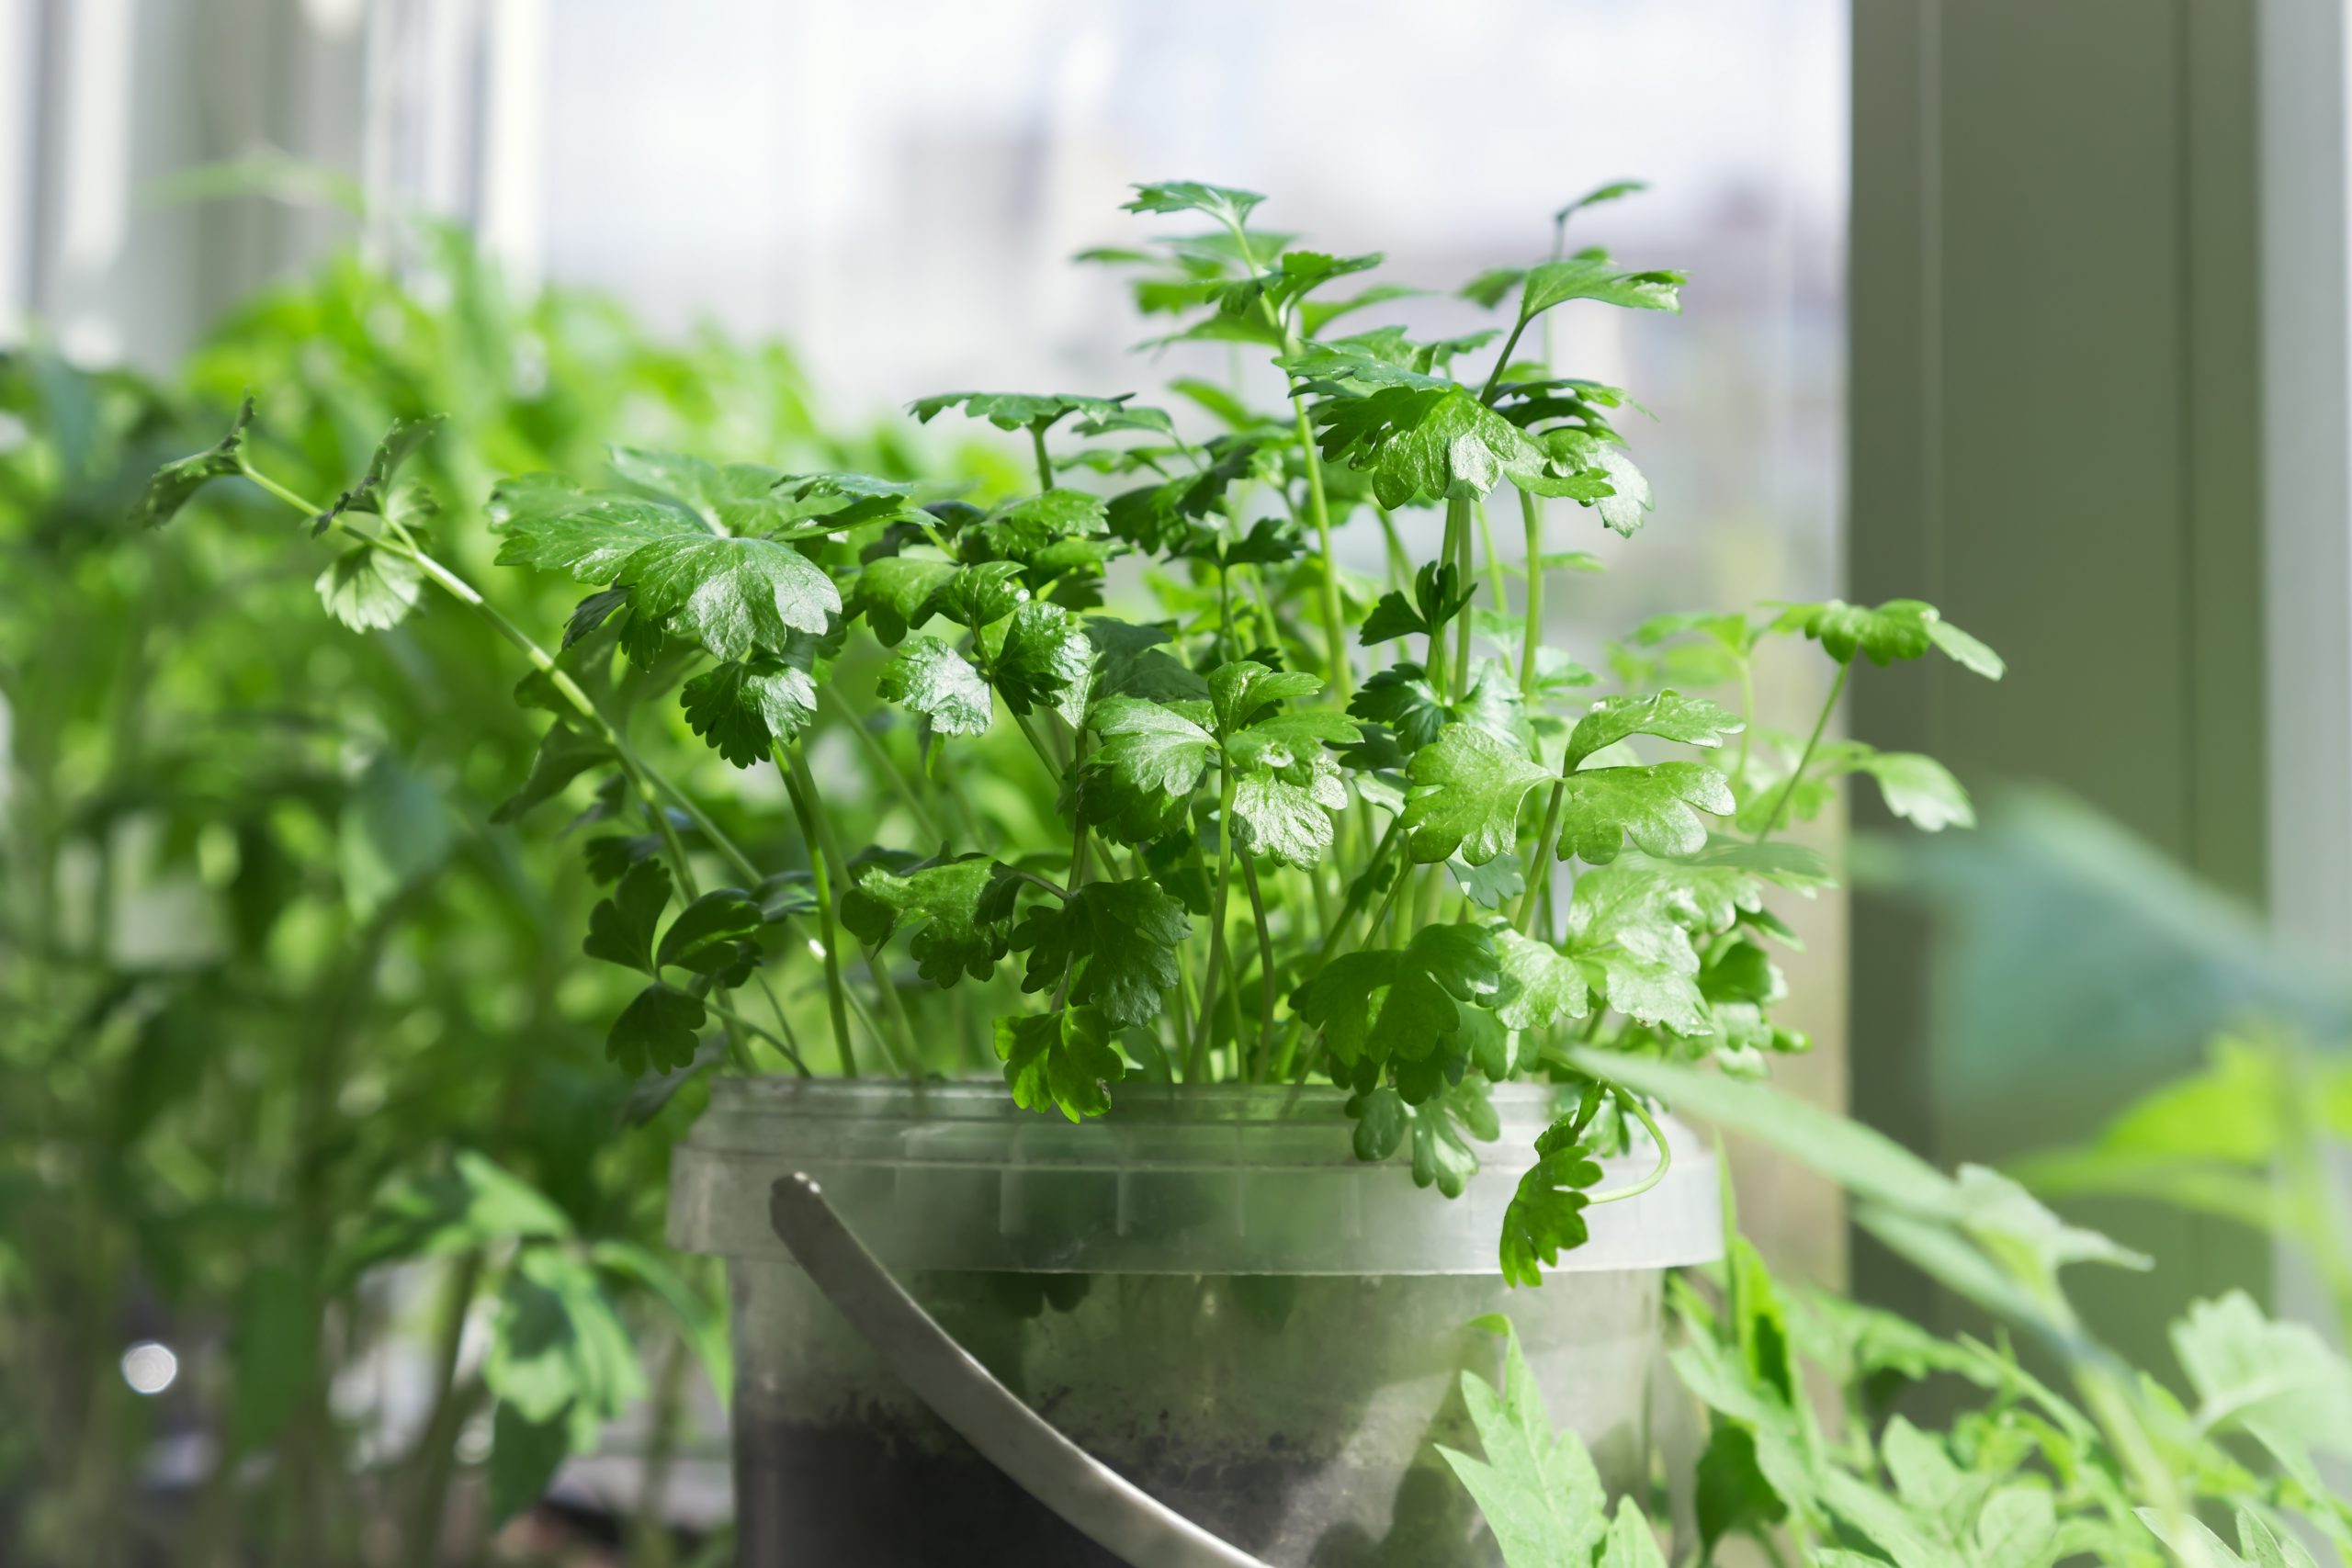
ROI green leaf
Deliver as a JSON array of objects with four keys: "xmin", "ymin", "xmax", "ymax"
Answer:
[
  {"xmin": 877, "ymin": 635, "xmax": 992, "ymax": 738},
  {"xmin": 1085, "ymin": 697, "xmax": 1216, "ymax": 832},
  {"xmin": 680, "ymin": 653, "xmax": 819, "ymax": 765},
  {"xmin": 1516, "ymin": 258, "xmax": 1685, "ymax": 321},
  {"xmin": 1498, "ymin": 1119, "xmax": 1603, "ymax": 1286},
  {"xmin": 1557, "ymin": 179, "xmax": 1649, "ymax": 224},
  {"xmin": 1311, "ymin": 383, "xmax": 1550, "ymax": 508},
  {"xmin": 131, "ymin": 393, "xmax": 254, "ymax": 527},
  {"xmin": 841, "ymin": 857, "xmax": 1015, "ymax": 986},
  {"xmin": 1566, "ymin": 690, "xmax": 1744, "ymax": 767},
  {"xmin": 2171, "ymin": 1290, "xmax": 2352, "ymax": 1480},
  {"xmin": 1291, "ymin": 924, "xmax": 1500, "ymax": 1067},
  {"xmin": 1012, "ymin": 877, "xmax": 1191, "ymax": 1026},
  {"xmin": 489, "ymin": 473, "xmax": 707, "ymax": 581},
  {"xmin": 621, "ymin": 533, "xmax": 841, "ymax": 660},
  {"xmin": 1553, "ymin": 762, "xmax": 1735, "ymax": 863},
  {"xmin": 1123, "ymin": 180, "xmax": 1265, "ymax": 227},
  {"xmin": 654, "ymin": 890, "xmax": 763, "ymax": 976},
  {"xmin": 853, "ymin": 555, "xmax": 960, "ymax": 643},
  {"xmin": 1231, "ymin": 759, "xmax": 1350, "ymax": 870},
  {"xmin": 1494, "ymin": 928, "xmax": 1591, "ymax": 1031},
  {"xmin": 1448, "ymin": 850, "xmax": 1525, "ymax": 911},
  {"xmin": 583, "ymin": 860, "xmax": 672, "ymax": 975},
  {"xmin": 1402, "ymin": 726, "xmax": 1551, "ymax": 866},
  {"xmin": 991, "ymin": 601, "xmax": 1095, "ymax": 723},
  {"xmin": 1349, "ymin": 661, "xmax": 1447, "ymax": 747},
  {"xmin": 1205, "ymin": 659, "xmax": 1322, "ymax": 734},
  {"xmin": 1597, "ymin": 1497, "xmax": 1668, "ymax": 1568},
  {"xmin": 909, "ymin": 389, "xmax": 1135, "ymax": 433},
  {"xmin": 1410, "ymin": 1077, "xmax": 1498, "ymax": 1195},
  {"xmin": 492, "ymin": 722, "xmax": 613, "ymax": 825},
  {"xmin": 485, "ymin": 1247, "xmax": 647, "ymax": 1429},
  {"xmin": 338, "ymin": 752, "xmax": 453, "ymax": 919},
  {"xmin": 1774, "ymin": 597, "xmax": 2003, "ymax": 677},
  {"xmin": 607, "ymin": 983, "xmax": 706, "ymax": 1077},
  {"xmin": 315, "ymin": 541, "xmax": 424, "ymax": 632},
  {"xmin": 1436, "ymin": 1317, "xmax": 1606, "ymax": 1565},
  {"xmin": 487, "ymin": 1402, "xmax": 571, "ymax": 1527},
  {"xmin": 1849, "ymin": 750, "xmax": 1975, "ymax": 830},
  {"xmin": 995, "ymin": 1004, "xmax": 1125, "ymax": 1121},
  {"xmin": 1972, "ymin": 1486, "xmax": 2058, "ymax": 1568},
  {"xmin": 311, "ymin": 414, "xmax": 446, "ymax": 533}
]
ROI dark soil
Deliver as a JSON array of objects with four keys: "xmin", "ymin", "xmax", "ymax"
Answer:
[{"xmin": 731, "ymin": 1403, "xmax": 1461, "ymax": 1567}]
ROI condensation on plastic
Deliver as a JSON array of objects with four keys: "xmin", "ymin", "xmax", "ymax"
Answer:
[{"xmin": 669, "ymin": 1078, "xmax": 1722, "ymax": 1275}]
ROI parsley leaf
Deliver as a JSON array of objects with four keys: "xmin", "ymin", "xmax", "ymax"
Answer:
[
  {"xmin": 311, "ymin": 414, "xmax": 446, "ymax": 535},
  {"xmin": 841, "ymin": 856, "xmax": 1015, "ymax": 985},
  {"xmin": 582, "ymin": 859, "xmax": 673, "ymax": 976},
  {"xmin": 1011, "ymin": 877, "xmax": 1191, "ymax": 1025},
  {"xmin": 1554, "ymin": 763, "xmax": 1736, "ymax": 863},
  {"xmin": 1309, "ymin": 383, "xmax": 1550, "ymax": 508},
  {"xmin": 489, "ymin": 473, "xmax": 707, "ymax": 581},
  {"xmin": 679, "ymin": 652, "xmax": 820, "ymax": 766},
  {"xmin": 316, "ymin": 542, "xmax": 424, "ymax": 632},
  {"xmin": 995, "ymin": 1005, "xmax": 1125, "ymax": 1122},
  {"xmin": 621, "ymin": 534, "xmax": 841, "ymax": 660},
  {"xmin": 131, "ymin": 393, "xmax": 255, "ymax": 528},
  {"xmin": 1358, "ymin": 561, "xmax": 1477, "ymax": 647},
  {"xmin": 1494, "ymin": 927, "xmax": 1591, "ymax": 1031},
  {"xmin": 1498, "ymin": 1118, "xmax": 1604, "ymax": 1287},
  {"xmin": 1122, "ymin": 180, "xmax": 1265, "ymax": 228},
  {"xmin": 1516, "ymin": 257, "xmax": 1685, "ymax": 320},
  {"xmin": 1773, "ymin": 598, "xmax": 2004, "ymax": 678},
  {"xmin": 1290, "ymin": 924, "xmax": 1501, "ymax": 1067},
  {"xmin": 877, "ymin": 636, "xmax": 992, "ymax": 738},
  {"xmin": 1566, "ymin": 690, "xmax": 1744, "ymax": 766},
  {"xmin": 910, "ymin": 390, "xmax": 1134, "ymax": 434},
  {"xmin": 990, "ymin": 601, "xmax": 1095, "ymax": 723},
  {"xmin": 1403, "ymin": 725, "xmax": 1554, "ymax": 866},
  {"xmin": 607, "ymin": 984, "xmax": 705, "ymax": 1077}
]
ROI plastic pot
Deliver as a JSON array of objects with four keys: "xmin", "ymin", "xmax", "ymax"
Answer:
[{"xmin": 669, "ymin": 1079, "xmax": 1721, "ymax": 1566}]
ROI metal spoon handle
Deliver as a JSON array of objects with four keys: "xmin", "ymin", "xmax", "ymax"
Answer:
[{"xmin": 767, "ymin": 1172, "xmax": 1277, "ymax": 1568}]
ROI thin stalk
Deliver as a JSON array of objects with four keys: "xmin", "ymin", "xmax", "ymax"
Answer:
[
  {"xmin": 1447, "ymin": 497, "xmax": 1476, "ymax": 694},
  {"xmin": 1475, "ymin": 496, "xmax": 1509, "ymax": 612},
  {"xmin": 1216, "ymin": 209, "xmax": 1352, "ymax": 702},
  {"xmin": 703, "ymin": 997, "xmax": 808, "ymax": 1071},
  {"xmin": 1733, "ymin": 656, "xmax": 1757, "ymax": 786},
  {"xmin": 1517, "ymin": 486, "xmax": 1546, "ymax": 699},
  {"xmin": 1586, "ymin": 1089, "xmax": 1672, "ymax": 1205},
  {"xmin": 786, "ymin": 746, "xmax": 921, "ymax": 1077},
  {"xmin": 821, "ymin": 688, "xmax": 943, "ymax": 843},
  {"xmin": 1240, "ymin": 855, "xmax": 1276, "ymax": 1081},
  {"xmin": 1753, "ymin": 661, "xmax": 1849, "ymax": 841},
  {"xmin": 1374, "ymin": 504, "xmax": 1412, "ymax": 589},
  {"xmin": 779, "ymin": 750, "xmax": 857, "ymax": 1077},
  {"xmin": 1516, "ymin": 778, "xmax": 1567, "ymax": 937},
  {"xmin": 1477, "ymin": 312, "xmax": 1534, "ymax": 404},
  {"xmin": 1294, "ymin": 396, "xmax": 1353, "ymax": 700},
  {"xmin": 1187, "ymin": 767, "xmax": 1239, "ymax": 1084},
  {"xmin": 401, "ymin": 1252, "xmax": 483, "ymax": 1568},
  {"xmin": 1029, "ymin": 423, "xmax": 1057, "ymax": 492}
]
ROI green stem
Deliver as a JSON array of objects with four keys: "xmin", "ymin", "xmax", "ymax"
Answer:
[
  {"xmin": 1587, "ymin": 1089, "xmax": 1672, "ymax": 1205},
  {"xmin": 1516, "ymin": 778, "xmax": 1566, "ymax": 937},
  {"xmin": 1374, "ymin": 504, "xmax": 1412, "ymax": 590},
  {"xmin": 239, "ymin": 461, "xmax": 324, "ymax": 518},
  {"xmin": 821, "ymin": 687, "xmax": 943, "ymax": 844},
  {"xmin": 1477, "ymin": 313, "xmax": 1534, "ymax": 404},
  {"xmin": 1517, "ymin": 486, "xmax": 1545, "ymax": 700},
  {"xmin": 1733, "ymin": 656, "xmax": 1757, "ymax": 787},
  {"xmin": 1029, "ymin": 423, "xmax": 1057, "ymax": 492},
  {"xmin": 1241, "ymin": 855, "xmax": 1276, "ymax": 1081},
  {"xmin": 786, "ymin": 746, "xmax": 919, "ymax": 1077},
  {"xmin": 1293, "ymin": 397, "xmax": 1353, "ymax": 700},
  {"xmin": 703, "ymin": 996, "xmax": 808, "ymax": 1071},
  {"xmin": 1188, "ymin": 766, "xmax": 1239, "ymax": 1084},
  {"xmin": 779, "ymin": 750, "xmax": 857, "ymax": 1077},
  {"xmin": 1753, "ymin": 660, "xmax": 1849, "ymax": 842},
  {"xmin": 1446, "ymin": 497, "xmax": 1476, "ymax": 695},
  {"xmin": 1476, "ymin": 496, "xmax": 1509, "ymax": 613}
]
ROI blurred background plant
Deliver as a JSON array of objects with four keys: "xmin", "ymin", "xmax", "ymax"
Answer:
[{"xmin": 0, "ymin": 204, "xmax": 983, "ymax": 1565}]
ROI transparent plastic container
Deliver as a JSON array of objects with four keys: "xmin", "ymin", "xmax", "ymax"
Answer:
[{"xmin": 669, "ymin": 1079, "xmax": 1722, "ymax": 1567}]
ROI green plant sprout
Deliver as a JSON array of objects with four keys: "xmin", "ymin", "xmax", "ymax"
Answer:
[{"xmin": 136, "ymin": 181, "xmax": 1997, "ymax": 1287}]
